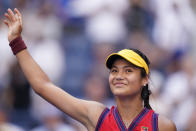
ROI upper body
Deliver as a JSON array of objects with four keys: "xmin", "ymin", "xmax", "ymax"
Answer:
[
  {"xmin": 3, "ymin": 8, "xmax": 176, "ymax": 131},
  {"xmin": 96, "ymin": 106, "xmax": 160, "ymax": 131}
]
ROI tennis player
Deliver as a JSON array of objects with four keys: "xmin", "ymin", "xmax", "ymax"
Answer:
[{"xmin": 4, "ymin": 8, "xmax": 176, "ymax": 131}]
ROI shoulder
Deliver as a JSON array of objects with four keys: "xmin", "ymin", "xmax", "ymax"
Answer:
[
  {"xmin": 158, "ymin": 114, "xmax": 177, "ymax": 131},
  {"xmin": 85, "ymin": 101, "xmax": 107, "ymax": 127}
]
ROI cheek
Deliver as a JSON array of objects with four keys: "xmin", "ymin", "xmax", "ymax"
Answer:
[
  {"xmin": 127, "ymin": 75, "xmax": 142, "ymax": 86},
  {"xmin": 109, "ymin": 75, "xmax": 113, "ymax": 85}
]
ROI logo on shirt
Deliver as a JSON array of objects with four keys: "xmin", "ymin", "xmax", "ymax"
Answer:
[{"xmin": 141, "ymin": 126, "xmax": 148, "ymax": 131}]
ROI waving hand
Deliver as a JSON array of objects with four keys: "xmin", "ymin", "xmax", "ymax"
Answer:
[{"xmin": 4, "ymin": 8, "xmax": 22, "ymax": 42}]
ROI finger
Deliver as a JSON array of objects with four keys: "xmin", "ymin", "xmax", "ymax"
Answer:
[
  {"xmin": 4, "ymin": 13, "xmax": 12, "ymax": 22},
  {"xmin": 14, "ymin": 8, "xmax": 22, "ymax": 18},
  {"xmin": 7, "ymin": 8, "xmax": 16, "ymax": 22},
  {"xmin": 15, "ymin": 13, "xmax": 19, "ymax": 21},
  {"xmin": 14, "ymin": 8, "xmax": 22, "ymax": 25},
  {"xmin": 4, "ymin": 20, "xmax": 10, "ymax": 27}
]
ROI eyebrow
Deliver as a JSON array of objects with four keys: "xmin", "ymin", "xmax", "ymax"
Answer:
[{"xmin": 111, "ymin": 65, "xmax": 136, "ymax": 69}]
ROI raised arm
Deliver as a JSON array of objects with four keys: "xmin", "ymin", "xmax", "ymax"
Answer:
[{"xmin": 4, "ymin": 8, "xmax": 106, "ymax": 130}]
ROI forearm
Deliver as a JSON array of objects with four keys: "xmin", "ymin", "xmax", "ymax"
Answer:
[
  {"xmin": 16, "ymin": 49, "xmax": 51, "ymax": 93},
  {"xmin": 15, "ymin": 50, "xmax": 87, "ymax": 122}
]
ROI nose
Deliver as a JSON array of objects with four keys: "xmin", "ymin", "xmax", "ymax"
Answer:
[{"xmin": 115, "ymin": 70, "xmax": 124, "ymax": 80}]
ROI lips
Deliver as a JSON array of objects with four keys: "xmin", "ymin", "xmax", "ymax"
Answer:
[{"xmin": 114, "ymin": 82, "xmax": 126, "ymax": 87}]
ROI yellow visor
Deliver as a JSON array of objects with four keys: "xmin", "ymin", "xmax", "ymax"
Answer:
[{"xmin": 105, "ymin": 49, "xmax": 149, "ymax": 75}]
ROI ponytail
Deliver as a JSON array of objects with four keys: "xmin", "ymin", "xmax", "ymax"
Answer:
[
  {"xmin": 141, "ymin": 84, "xmax": 151, "ymax": 109},
  {"xmin": 129, "ymin": 48, "xmax": 152, "ymax": 109}
]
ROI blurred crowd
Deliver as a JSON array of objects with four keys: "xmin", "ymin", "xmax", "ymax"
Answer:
[{"xmin": 1, "ymin": 0, "xmax": 196, "ymax": 131}]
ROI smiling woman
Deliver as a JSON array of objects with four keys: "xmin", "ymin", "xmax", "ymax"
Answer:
[
  {"xmin": 95, "ymin": 49, "xmax": 176, "ymax": 131},
  {"xmin": 109, "ymin": 58, "xmax": 145, "ymax": 95},
  {"xmin": 107, "ymin": 49, "xmax": 151, "ymax": 109},
  {"xmin": 4, "ymin": 8, "xmax": 176, "ymax": 131}
]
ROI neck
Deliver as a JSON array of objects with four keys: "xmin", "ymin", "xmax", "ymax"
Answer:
[
  {"xmin": 115, "ymin": 94, "xmax": 144, "ymax": 127},
  {"xmin": 116, "ymin": 95, "xmax": 144, "ymax": 114}
]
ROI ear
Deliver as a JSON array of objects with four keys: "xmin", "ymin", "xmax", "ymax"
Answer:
[{"xmin": 142, "ymin": 75, "xmax": 149, "ymax": 86}]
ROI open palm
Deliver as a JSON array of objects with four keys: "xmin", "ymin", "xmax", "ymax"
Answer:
[{"xmin": 4, "ymin": 8, "xmax": 23, "ymax": 42}]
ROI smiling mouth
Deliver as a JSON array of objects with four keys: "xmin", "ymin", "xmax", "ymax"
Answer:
[{"xmin": 114, "ymin": 83, "xmax": 126, "ymax": 87}]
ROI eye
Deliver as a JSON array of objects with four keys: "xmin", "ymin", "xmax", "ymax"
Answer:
[
  {"xmin": 110, "ymin": 68, "xmax": 117, "ymax": 73},
  {"xmin": 125, "ymin": 69, "xmax": 132, "ymax": 73}
]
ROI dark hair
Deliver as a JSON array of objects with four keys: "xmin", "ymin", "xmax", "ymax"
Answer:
[{"xmin": 131, "ymin": 49, "xmax": 152, "ymax": 109}]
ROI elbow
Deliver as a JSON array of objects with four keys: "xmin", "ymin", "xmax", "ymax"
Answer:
[
  {"xmin": 32, "ymin": 84, "xmax": 44, "ymax": 95},
  {"xmin": 30, "ymin": 76, "xmax": 51, "ymax": 94},
  {"xmin": 33, "ymin": 85, "xmax": 43, "ymax": 94},
  {"xmin": 32, "ymin": 82, "xmax": 51, "ymax": 95}
]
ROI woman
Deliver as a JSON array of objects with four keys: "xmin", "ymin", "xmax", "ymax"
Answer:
[{"xmin": 3, "ymin": 8, "xmax": 176, "ymax": 131}]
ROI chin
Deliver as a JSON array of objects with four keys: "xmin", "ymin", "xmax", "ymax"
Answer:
[
  {"xmin": 112, "ymin": 88, "xmax": 130, "ymax": 96},
  {"xmin": 111, "ymin": 86, "xmax": 140, "ymax": 97}
]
